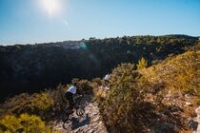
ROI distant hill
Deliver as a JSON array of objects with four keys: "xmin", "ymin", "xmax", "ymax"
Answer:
[{"xmin": 0, "ymin": 35, "xmax": 199, "ymax": 100}]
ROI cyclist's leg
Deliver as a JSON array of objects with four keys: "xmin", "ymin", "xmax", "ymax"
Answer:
[
  {"xmin": 65, "ymin": 92, "xmax": 74, "ymax": 111},
  {"xmin": 104, "ymin": 79, "xmax": 107, "ymax": 87},
  {"xmin": 104, "ymin": 80, "xmax": 110, "ymax": 87},
  {"xmin": 71, "ymin": 94, "xmax": 76, "ymax": 108}
]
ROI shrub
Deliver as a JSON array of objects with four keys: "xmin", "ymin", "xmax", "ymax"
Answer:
[
  {"xmin": 165, "ymin": 51, "xmax": 200, "ymax": 95},
  {"xmin": 47, "ymin": 84, "xmax": 68, "ymax": 116},
  {"xmin": 2, "ymin": 92, "xmax": 53, "ymax": 118},
  {"xmin": 0, "ymin": 113, "xmax": 51, "ymax": 133},
  {"xmin": 79, "ymin": 79, "xmax": 94, "ymax": 94},
  {"xmin": 0, "ymin": 115, "xmax": 21, "ymax": 133},
  {"xmin": 137, "ymin": 57, "xmax": 148, "ymax": 69},
  {"xmin": 98, "ymin": 63, "xmax": 158, "ymax": 132}
]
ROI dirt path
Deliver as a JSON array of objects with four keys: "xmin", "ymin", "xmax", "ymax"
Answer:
[{"xmin": 53, "ymin": 94, "xmax": 108, "ymax": 133}]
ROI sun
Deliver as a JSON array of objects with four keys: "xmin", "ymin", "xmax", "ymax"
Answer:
[{"xmin": 41, "ymin": 0, "xmax": 61, "ymax": 16}]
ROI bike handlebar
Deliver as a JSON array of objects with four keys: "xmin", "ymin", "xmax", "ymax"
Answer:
[{"xmin": 74, "ymin": 94, "xmax": 84, "ymax": 98}]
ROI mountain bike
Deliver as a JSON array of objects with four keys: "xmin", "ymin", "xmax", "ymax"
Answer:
[{"xmin": 61, "ymin": 94, "xmax": 85, "ymax": 129}]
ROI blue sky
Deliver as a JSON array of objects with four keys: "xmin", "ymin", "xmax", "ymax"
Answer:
[{"xmin": 0, "ymin": 0, "xmax": 200, "ymax": 45}]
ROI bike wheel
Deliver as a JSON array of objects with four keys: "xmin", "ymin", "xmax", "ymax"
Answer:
[
  {"xmin": 76, "ymin": 107, "xmax": 85, "ymax": 116},
  {"xmin": 61, "ymin": 110, "xmax": 69, "ymax": 122}
]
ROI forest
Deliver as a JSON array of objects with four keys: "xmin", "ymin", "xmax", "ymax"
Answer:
[{"xmin": 0, "ymin": 35, "xmax": 198, "ymax": 101}]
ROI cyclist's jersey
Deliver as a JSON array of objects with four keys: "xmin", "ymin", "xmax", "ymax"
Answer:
[
  {"xmin": 67, "ymin": 85, "xmax": 77, "ymax": 94},
  {"xmin": 104, "ymin": 74, "xmax": 110, "ymax": 80}
]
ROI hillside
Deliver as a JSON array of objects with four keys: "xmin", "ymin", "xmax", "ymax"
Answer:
[
  {"xmin": 0, "ymin": 35, "xmax": 199, "ymax": 101},
  {"xmin": 0, "ymin": 48, "xmax": 199, "ymax": 132},
  {"xmin": 96, "ymin": 50, "xmax": 200, "ymax": 132}
]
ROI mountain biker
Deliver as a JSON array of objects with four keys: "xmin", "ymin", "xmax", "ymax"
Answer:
[
  {"xmin": 65, "ymin": 82, "xmax": 78, "ymax": 113},
  {"xmin": 104, "ymin": 74, "xmax": 110, "ymax": 87}
]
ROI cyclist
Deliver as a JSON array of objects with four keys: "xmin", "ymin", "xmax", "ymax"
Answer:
[
  {"xmin": 65, "ymin": 82, "xmax": 78, "ymax": 113},
  {"xmin": 104, "ymin": 74, "xmax": 110, "ymax": 87}
]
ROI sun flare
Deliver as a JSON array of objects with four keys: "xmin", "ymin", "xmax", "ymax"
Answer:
[{"xmin": 41, "ymin": 0, "xmax": 61, "ymax": 16}]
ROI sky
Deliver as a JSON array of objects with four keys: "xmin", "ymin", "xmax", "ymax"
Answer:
[{"xmin": 0, "ymin": 0, "xmax": 200, "ymax": 45}]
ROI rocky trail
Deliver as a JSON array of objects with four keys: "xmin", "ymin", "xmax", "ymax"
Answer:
[
  {"xmin": 53, "ymin": 94, "xmax": 108, "ymax": 133},
  {"xmin": 51, "ymin": 90, "xmax": 200, "ymax": 133}
]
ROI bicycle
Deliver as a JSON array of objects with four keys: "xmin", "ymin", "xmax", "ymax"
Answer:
[{"xmin": 61, "ymin": 94, "xmax": 85, "ymax": 129}]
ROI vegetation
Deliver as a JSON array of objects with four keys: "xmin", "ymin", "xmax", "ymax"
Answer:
[
  {"xmin": 0, "ymin": 35, "xmax": 199, "ymax": 132},
  {"xmin": 137, "ymin": 57, "xmax": 148, "ymax": 69},
  {"xmin": 0, "ymin": 35, "xmax": 198, "ymax": 101},
  {"xmin": 1, "ymin": 92, "xmax": 53, "ymax": 118},
  {"xmin": 0, "ymin": 113, "xmax": 52, "ymax": 133},
  {"xmin": 95, "ymin": 50, "xmax": 200, "ymax": 132}
]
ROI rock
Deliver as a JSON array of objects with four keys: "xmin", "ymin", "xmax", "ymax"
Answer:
[
  {"xmin": 195, "ymin": 106, "xmax": 200, "ymax": 115},
  {"xmin": 185, "ymin": 94, "xmax": 192, "ymax": 99},
  {"xmin": 188, "ymin": 118, "xmax": 198, "ymax": 131},
  {"xmin": 74, "ymin": 128, "xmax": 80, "ymax": 133},
  {"xmin": 91, "ymin": 116, "xmax": 99, "ymax": 123},
  {"xmin": 192, "ymin": 106, "xmax": 200, "ymax": 133},
  {"xmin": 151, "ymin": 122, "xmax": 174, "ymax": 133},
  {"xmin": 185, "ymin": 102, "xmax": 193, "ymax": 106},
  {"xmin": 197, "ymin": 115, "xmax": 200, "ymax": 123}
]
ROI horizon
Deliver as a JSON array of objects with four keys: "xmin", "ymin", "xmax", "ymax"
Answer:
[
  {"xmin": 0, "ymin": 0, "xmax": 200, "ymax": 45},
  {"xmin": 0, "ymin": 34, "xmax": 199, "ymax": 46}
]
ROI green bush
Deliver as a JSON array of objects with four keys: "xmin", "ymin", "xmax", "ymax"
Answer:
[
  {"xmin": 47, "ymin": 84, "xmax": 67, "ymax": 116},
  {"xmin": 79, "ymin": 79, "xmax": 94, "ymax": 94},
  {"xmin": 0, "ymin": 113, "xmax": 51, "ymax": 133},
  {"xmin": 98, "ymin": 63, "xmax": 158, "ymax": 132},
  {"xmin": 164, "ymin": 51, "xmax": 200, "ymax": 95},
  {"xmin": 137, "ymin": 57, "xmax": 148, "ymax": 69},
  {"xmin": 2, "ymin": 92, "xmax": 53, "ymax": 118}
]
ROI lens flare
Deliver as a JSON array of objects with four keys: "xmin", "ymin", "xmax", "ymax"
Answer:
[{"xmin": 41, "ymin": 0, "xmax": 61, "ymax": 16}]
